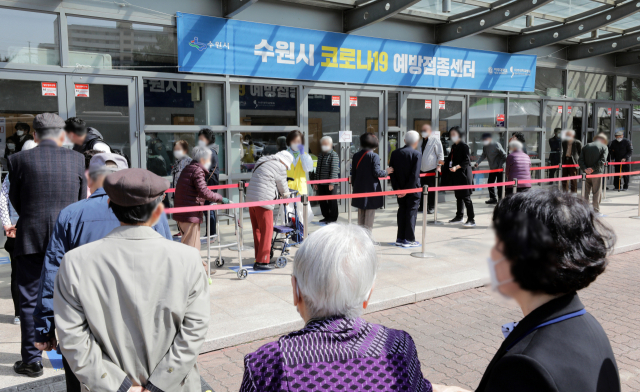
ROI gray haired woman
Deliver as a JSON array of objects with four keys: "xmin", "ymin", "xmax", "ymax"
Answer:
[{"xmin": 240, "ymin": 224, "xmax": 434, "ymax": 391}]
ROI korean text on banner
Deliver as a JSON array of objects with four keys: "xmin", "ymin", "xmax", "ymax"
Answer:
[{"xmin": 176, "ymin": 14, "xmax": 537, "ymax": 92}]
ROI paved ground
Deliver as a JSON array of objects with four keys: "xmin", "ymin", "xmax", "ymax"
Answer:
[{"xmin": 198, "ymin": 249, "xmax": 640, "ymax": 392}]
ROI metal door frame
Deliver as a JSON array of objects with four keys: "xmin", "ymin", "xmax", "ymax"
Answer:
[{"xmin": 65, "ymin": 75, "xmax": 139, "ymax": 167}]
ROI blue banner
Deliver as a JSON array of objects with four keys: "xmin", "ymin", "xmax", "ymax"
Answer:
[{"xmin": 177, "ymin": 13, "xmax": 536, "ymax": 92}]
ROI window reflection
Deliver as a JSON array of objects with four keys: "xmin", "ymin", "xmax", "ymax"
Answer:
[
  {"xmin": 567, "ymin": 71, "xmax": 613, "ymax": 100},
  {"xmin": 145, "ymin": 132, "xmax": 226, "ymax": 177},
  {"xmin": 231, "ymin": 132, "xmax": 288, "ymax": 173},
  {"xmin": 231, "ymin": 84, "xmax": 297, "ymax": 126},
  {"xmin": 143, "ymin": 80, "xmax": 223, "ymax": 125},
  {"xmin": 0, "ymin": 9, "xmax": 60, "ymax": 66},
  {"xmin": 535, "ymin": 68, "xmax": 564, "ymax": 97}
]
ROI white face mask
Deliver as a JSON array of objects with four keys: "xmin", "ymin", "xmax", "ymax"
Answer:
[
  {"xmin": 487, "ymin": 256, "xmax": 513, "ymax": 298},
  {"xmin": 450, "ymin": 135, "xmax": 460, "ymax": 143},
  {"xmin": 421, "ymin": 131, "xmax": 430, "ymax": 139},
  {"xmin": 616, "ymin": 137, "xmax": 623, "ymax": 142},
  {"xmin": 321, "ymin": 145, "xmax": 332, "ymax": 152},
  {"xmin": 7, "ymin": 143, "xmax": 15, "ymax": 150},
  {"xmin": 16, "ymin": 130, "xmax": 24, "ymax": 137},
  {"xmin": 483, "ymin": 140, "xmax": 491, "ymax": 146},
  {"xmin": 202, "ymin": 161, "xmax": 212, "ymax": 170},
  {"xmin": 290, "ymin": 143, "xmax": 300, "ymax": 152},
  {"xmin": 173, "ymin": 150, "xmax": 185, "ymax": 160},
  {"xmin": 198, "ymin": 140, "xmax": 207, "ymax": 148}
]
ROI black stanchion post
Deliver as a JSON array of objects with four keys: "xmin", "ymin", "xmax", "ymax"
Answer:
[
  {"xmin": 302, "ymin": 194, "xmax": 309, "ymax": 239},
  {"xmin": 348, "ymin": 176, "xmax": 352, "ymax": 225},
  {"xmin": 512, "ymin": 178, "xmax": 518, "ymax": 194},
  {"xmin": 206, "ymin": 210, "xmax": 211, "ymax": 284},
  {"xmin": 411, "ymin": 185, "xmax": 435, "ymax": 259},
  {"xmin": 231, "ymin": 181, "xmax": 251, "ymax": 251},
  {"xmin": 581, "ymin": 173, "xmax": 587, "ymax": 197},
  {"xmin": 557, "ymin": 162, "xmax": 562, "ymax": 191},
  {"xmin": 501, "ymin": 167, "xmax": 506, "ymax": 198},
  {"xmin": 602, "ymin": 162, "xmax": 607, "ymax": 202},
  {"xmin": 430, "ymin": 171, "xmax": 443, "ymax": 225}
]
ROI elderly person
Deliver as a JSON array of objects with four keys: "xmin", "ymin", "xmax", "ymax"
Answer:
[
  {"xmin": 509, "ymin": 132, "xmax": 527, "ymax": 155},
  {"xmin": 389, "ymin": 131, "xmax": 421, "ymax": 246},
  {"xmin": 351, "ymin": 133, "xmax": 393, "ymax": 235},
  {"xmin": 286, "ymin": 130, "xmax": 313, "ymax": 195},
  {"xmin": 171, "ymin": 140, "xmax": 192, "ymax": 188},
  {"xmin": 505, "ymin": 140, "xmax": 532, "ymax": 195},
  {"xmin": 246, "ymin": 151, "xmax": 293, "ymax": 270},
  {"xmin": 314, "ymin": 136, "xmax": 340, "ymax": 223},
  {"xmin": 173, "ymin": 146, "xmax": 229, "ymax": 258},
  {"xmin": 609, "ymin": 130, "xmax": 633, "ymax": 190},
  {"xmin": 560, "ymin": 129, "xmax": 582, "ymax": 193},
  {"xmin": 446, "ymin": 127, "xmax": 475, "ymax": 227},
  {"xmin": 579, "ymin": 133, "xmax": 609, "ymax": 215},
  {"xmin": 441, "ymin": 189, "xmax": 619, "ymax": 392},
  {"xmin": 474, "ymin": 133, "xmax": 507, "ymax": 204},
  {"xmin": 240, "ymin": 224, "xmax": 433, "ymax": 392},
  {"xmin": 198, "ymin": 128, "xmax": 220, "ymax": 235},
  {"xmin": 54, "ymin": 169, "xmax": 210, "ymax": 392},
  {"xmin": 418, "ymin": 124, "xmax": 444, "ymax": 213}
]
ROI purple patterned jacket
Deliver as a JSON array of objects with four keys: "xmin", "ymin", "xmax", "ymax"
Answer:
[{"xmin": 240, "ymin": 317, "xmax": 433, "ymax": 392}]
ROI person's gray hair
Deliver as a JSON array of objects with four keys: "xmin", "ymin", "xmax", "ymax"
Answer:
[
  {"xmin": 509, "ymin": 140, "xmax": 524, "ymax": 151},
  {"xmin": 563, "ymin": 129, "xmax": 575, "ymax": 137},
  {"xmin": 293, "ymin": 224, "xmax": 377, "ymax": 319},
  {"xmin": 36, "ymin": 128, "xmax": 64, "ymax": 140},
  {"xmin": 320, "ymin": 136, "xmax": 333, "ymax": 145},
  {"xmin": 192, "ymin": 145, "xmax": 212, "ymax": 161},
  {"xmin": 405, "ymin": 130, "xmax": 420, "ymax": 145}
]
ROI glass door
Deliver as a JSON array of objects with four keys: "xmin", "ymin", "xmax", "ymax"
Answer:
[
  {"xmin": 614, "ymin": 105, "xmax": 630, "ymax": 139},
  {"xmin": 593, "ymin": 104, "xmax": 613, "ymax": 140},
  {"xmin": 632, "ymin": 105, "xmax": 640, "ymax": 171},
  {"xmin": 65, "ymin": 75, "xmax": 139, "ymax": 167},
  {"xmin": 544, "ymin": 102, "xmax": 565, "ymax": 179}
]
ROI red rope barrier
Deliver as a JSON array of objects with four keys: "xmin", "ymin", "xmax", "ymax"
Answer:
[
  {"xmin": 586, "ymin": 170, "xmax": 640, "ymax": 179},
  {"xmin": 165, "ymin": 196, "xmax": 302, "ymax": 214},
  {"xmin": 519, "ymin": 175, "xmax": 582, "ymax": 185},
  {"xmin": 473, "ymin": 169, "xmax": 504, "ymax": 174},
  {"xmin": 165, "ymin": 183, "xmax": 239, "ymax": 194},
  {"xmin": 608, "ymin": 161, "xmax": 640, "ymax": 166},
  {"xmin": 307, "ymin": 178, "xmax": 349, "ymax": 185}
]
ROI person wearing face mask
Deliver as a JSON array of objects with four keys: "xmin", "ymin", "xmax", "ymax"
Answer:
[
  {"xmin": 579, "ymin": 133, "xmax": 609, "ymax": 215},
  {"xmin": 31, "ymin": 156, "xmax": 171, "ymax": 392},
  {"xmin": 446, "ymin": 127, "xmax": 475, "ymax": 227},
  {"xmin": 314, "ymin": 136, "xmax": 340, "ymax": 223},
  {"xmin": 505, "ymin": 140, "xmax": 531, "ymax": 196},
  {"xmin": 173, "ymin": 146, "xmax": 229, "ymax": 257},
  {"xmin": 560, "ymin": 129, "xmax": 582, "ymax": 193},
  {"xmin": 418, "ymin": 124, "xmax": 444, "ymax": 213},
  {"xmin": 285, "ymin": 130, "xmax": 313, "ymax": 195},
  {"xmin": 474, "ymin": 133, "xmax": 507, "ymax": 204},
  {"xmin": 5, "ymin": 122, "xmax": 34, "ymax": 157},
  {"xmin": 439, "ymin": 188, "xmax": 619, "ymax": 392},
  {"xmin": 240, "ymin": 224, "xmax": 435, "ymax": 392},
  {"xmin": 171, "ymin": 140, "xmax": 192, "ymax": 188},
  {"xmin": 145, "ymin": 132, "xmax": 171, "ymax": 176},
  {"xmin": 198, "ymin": 128, "xmax": 221, "ymax": 235},
  {"xmin": 608, "ymin": 130, "xmax": 633, "ymax": 191},
  {"xmin": 54, "ymin": 169, "xmax": 211, "ymax": 392},
  {"xmin": 508, "ymin": 132, "xmax": 527, "ymax": 155}
]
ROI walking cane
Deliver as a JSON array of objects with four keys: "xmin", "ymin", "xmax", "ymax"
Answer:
[{"xmin": 411, "ymin": 185, "xmax": 435, "ymax": 259}]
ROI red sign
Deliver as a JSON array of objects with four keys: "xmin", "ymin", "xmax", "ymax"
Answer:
[
  {"xmin": 496, "ymin": 114, "xmax": 505, "ymax": 127},
  {"xmin": 557, "ymin": 106, "xmax": 563, "ymax": 114},
  {"xmin": 425, "ymin": 100, "xmax": 432, "ymax": 109},
  {"xmin": 41, "ymin": 82, "xmax": 57, "ymax": 96},
  {"xmin": 75, "ymin": 84, "xmax": 90, "ymax": 97},
  {"xmin": 331, "ymin": 95, "xmax": 340, "ymax": 106},
  {"xmin": 607, "ymin": 108, "xmax": 612, "ymax": 115},
  {"xmin": 568, "ymin": 106, "xmax": 572, "ymax": 114},
  {"xmin": 438, "ymin": 100, "xmax": 445, "ymax": 110},
  {"xmin": 349, "ymin": 96, "xmax": 357, "ymax": 107}
]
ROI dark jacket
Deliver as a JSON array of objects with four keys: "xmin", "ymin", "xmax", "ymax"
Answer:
[
  {"xmin": 506, "ymin": 150, "xmax": 532, "ymax": 188},
  {"xmin": 5, "ymin": 133, "xmax": 34, "ymax": 157},
  {"xmin": 34, "ymin": 188, "xmax": 172, "ymax": 343},
  {"xmin": 548, "ymin": 136, "xmax": 562, "ymax": 165},
  {"xmin": 173, "ymin": 161, "xmax": 223, "ymax": 223},
  {"xmin": 351, "ymin": 150, "xmax": 387, "ymax": 210},
  {"xmin": 316, "ymin": 150, "xmax": 339, "ymax": 184},
  {"xmin": 389, "ymin": 145, "xmax": 421, "ymax": 191},
  {"xmin": 477, "ymin": 293, "xmax": 620, "ymax": 392},
  {"xmin": 445, "ymin": 142, "xmax": 473, "ymax": 197},
  {"xmin": 579, "ymin": 141, "xmax": 608, "ymax": 174},
  {"xmin": 206, "ymin": 144, "xmax": 220, "ymax": 186},
  {"xmin": 72, "ymin": 128, "xmax": 109, "ymax": 154},
  {"xmin": 608, "ymin": 138, "xmax": 633, "ymax": 162},
  {"xmin": 561, "ymin": 139, "xmax": 582, "ymax": 165},
  {"xmin": 8, "ymin": 139, "xmax": 86, "ymax": 256}
]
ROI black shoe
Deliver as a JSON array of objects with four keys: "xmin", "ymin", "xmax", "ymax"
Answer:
[
  {"xmin": 448, "ymin": 217, "xmax": 464, "ymax": 224},
  {"xmin": 463, "ymin": 220, "xmax": 477, "ymax": 228},
  {"xmin": 13, "ymin": 361, "xmax": 43, "ymax": 378},
  {"xmin": 485, "ymin": 199, "xmax": 498, "ymax": 205},
  {"xmin": 623, "ymin": 187, "xmax": 629, "ymax": 191},
  {"xmin": 253, "ymin": 262, "xmax": 275, "ymax": 271},
  {"xmin": 427, "ymin": 208, "xmax": 435, "ymax": 214},
  {"xmin": 319, "ymin": 218, "xmax": 328, "ymax": 223}
]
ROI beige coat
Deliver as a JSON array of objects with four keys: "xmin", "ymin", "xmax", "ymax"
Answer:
[{"xmin": 54, "ymin": 226, "xmax": 210, "ymax": 392}]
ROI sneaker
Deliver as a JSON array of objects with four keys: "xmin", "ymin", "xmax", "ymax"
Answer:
[
  {"xmin": 485, "ymin": 199, "xmax": 498, "ymax": 205},
  {"xmin": 13, "ymin": 361, "xmax": 43, "ymax": 378},
  {"xmin": 253, "ymin": 262, "xmax": 275, "ymax": 270},
  {"xmin": 402, "ymin": 241, "xmax": 420, "ymax": 248},
  {"xmin": 395, "ymin": 239, "xmax": 407, "ymax": 246},
  {"xmin": 13, "ymin": 317, "xmax": 20, "ymax": 325},
  {"xmin": 448, "ymin": 217, "xmax": 464, "ymax": 224},
  {"xmin": 427, "ymin": 208, "xmax": 435, "ymax": 214},
  {"xmin": 622, "ymin": 187, "xmax": 629, "ymax": 191},
  {"xmin": 463, "ymin": 220, "xmax": 476, "ymax": 227}
]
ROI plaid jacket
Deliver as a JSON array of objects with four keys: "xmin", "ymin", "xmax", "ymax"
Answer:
[{"xmin": 8, "ymin": 140, "xmax": 86, "ymax": 256}]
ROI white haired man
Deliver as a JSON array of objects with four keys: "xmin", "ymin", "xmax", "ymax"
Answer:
[
  {"xmin": 314, "ymin": 136, "xmax": 340, "ymax": 223},
  {"xmin": 240, "ymin": 224, "xmax": 434, "ymax": 391},
  {"xmin": 388, "ymin": 130, "xmax": 422, "ymax": 247},
  {"xmin": 560, "ymin": 129, "xmax": 582, "ymax": 193}
]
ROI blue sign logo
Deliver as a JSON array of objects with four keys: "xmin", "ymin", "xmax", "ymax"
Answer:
[{"xmin": 188, "ymin": 37, "xmax": 207, "ymax": 51}]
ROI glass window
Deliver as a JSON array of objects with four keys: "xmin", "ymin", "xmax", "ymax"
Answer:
[
  {"xmin": 509, "ymin": 99, "xmax": 540, "ymax": 128},
  {"xmin": 0, "ymin": 8, "xmax": 59, "ymax": 66},
  {"xmin": 567, "ymin": 105, "xmax": 585, "ymax": 141},
  {"xmin": 632, "ymin": 105, "xmax": 640, "ymax": 171},
  {"xmin": 632, "ymin": 79, "xmax": 640, "ymax": 102},
  {"xmin": 509, "ymin": 131, "xmax": 541, "ymax": 163},
  {"xmin": 230, "ymin": 84, "xmax": 297, "ymax": 126},
  {"xmin": 0, "ymin": 79, "xmax": 58, "ymax": 158},
  {"xmin": 349, "ymin": 96, "xmax": 379, "ymax": 158},
  {"xmin": 468, "ymin": 131, "xmax": 506, "ymax": 163},
  {"xmin": 469, "ymin": 97, "xmax": 505, "ymax": 128},
  {"xmin": 615, "ymin": 76, "xmax": 630, "ymax": 101},
  {"xmin": 407, "ymin": 99, "xmax": 433, "ymax": 133},
  {"xmin": 145, "ymin": 131, "xmax": 226, "ymax": 179},
  {"xmin": 230, "ymin": 132, "xmax": 288, "ymax": 173},
  {"xmin": 67, "ymin": 17, "xmax": 177, "ymax": 72},
  {"xmin": 535, "ymin": 68, "xmax": 564, "ymax": 97},
  {"xmin": 144, "ymin": 80, "xmax": 223, "ymax": 126},
  {"xmin": 567, "ymin": 71, "xmax": 613, "ymax": 100},
  {"xmin": 308, "ymin": 94, "xmax": 340, "ymax": 159},
  {"xmin": 388, "ymin": 92, "xmax": 398, "ymax": 127},
  {"xmin": 596, "ymin": 106, "xmax": 611, "ymax": 135},
  {"xmin": 615, "ymin": 107, "xmax": 629, "ymax": 137}
]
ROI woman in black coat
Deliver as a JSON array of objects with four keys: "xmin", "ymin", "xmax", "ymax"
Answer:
[
  {"xmin": 438, "ymin": 188, "xmax": 620, "ymax": 392},
  {"xmin": 350, "ymin": 133, "xmax": 392, "ymax": 232},
  {"xmin": 445, "ymin": 127, "xmax": 475, "ymax": 227}
]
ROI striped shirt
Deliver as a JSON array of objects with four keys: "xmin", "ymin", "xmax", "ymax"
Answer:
[{"xmin": 315, "ymin": 150, "xmax": 339, "ymax": 184}]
